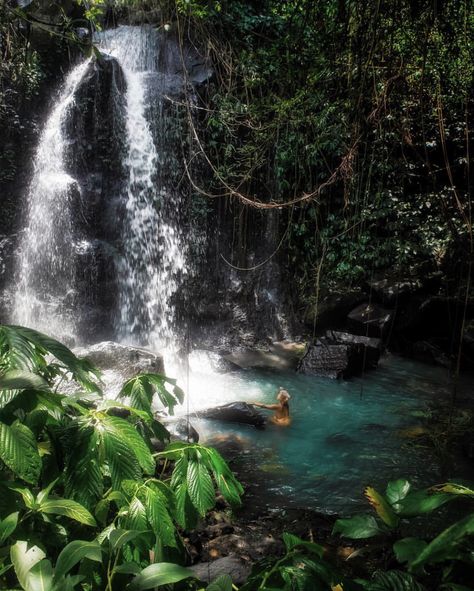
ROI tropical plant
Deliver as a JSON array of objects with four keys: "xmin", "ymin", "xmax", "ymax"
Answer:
[
  {"xmin": 333, "ymin": 479, "xmax": 474, "ymax": 590},
  {"xmin": 0, "ymin": 324, "xmax": 243, "ymax": 590}
]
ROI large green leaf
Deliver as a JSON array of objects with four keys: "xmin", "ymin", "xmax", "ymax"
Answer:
[
  {"xmin": 0, "ymin": 421, "xmax": 41, "ymax": 484},
  {"xmin": 64, "ymin": 427, "xmax": 103, "ymax": 510},
  {"xmin": 365, "ymin": 570, "xmax": 425, "ymax": 590},
  {"xmin": 39, "ymin": 499, "xmax": 96, "ymax": 526},
  {"xmin": 364, "ymin": 487, "xmax": 399, "ymax": 528},
  {"xmin": 27, "ymin": 559, "xmax": 53, "ymax": 591},
  {"xmin": 386, "ymin": 479, "xmax": 411, "ymax": 506},
  {"xmin": 129, "ymin": 562, "xmax": 194, "ymax": 590},
  {"xmin": 0, "ymin": 512, "xmax": 19, "ymax": 543},
  {"xmin": 203, "ymin": 447, "xmax": 243, "ymax": 506},
  {"xmin": 1, "ymin": 326, "xmax": 101, "ymax": 392},
  {"xmin": 101, "ymin": 414, "xmax": 155, "ymax": 476},
  {"xmin": 187, "ymin": 458, "xmax": 215, "ymax": 516},
  {"xmin": 126, "ymin": 497, "xmax": 148, "ymax": 532},
  {"xmin": 109, "ymin": 529, "xmax": 147, "ymax": 552},
  {"xmin": 410, "ymin": 512, "xmax": 474, "ymax": 571},
  {"xmin": 145, "ymin": 486, "xmax": 176, "ymax": 547},
  {"xmin": 55, "ymin": 540, "xmax": 102, "ymax": 580},
  {"xmin": 397, "ymin": 489, "xmax": 454, "ymax": 517},
  {"xmin": 173, "ymin": 481, "xmax": 198, "ymax": 529},
  {"xmin": 120, "ymin": 374, "xmax": 183, "ymax": 415},
  {"xmin": 332, "ymin": 515, "xmax": 383, "ymax": 539},
  {"xmin": 207, "ymin": 574, "xmax": 233, "ymax": 591},
  {"xmin": 0, "ymin": 370, "xmax": 49, "ymax": 392},
  {"xmin": 10, "ymin": 541, "xmax": 46, "ymax": 591},
  {"xmin": 393, "ymin": 538, "xmax": 427, "ymax": 565}
]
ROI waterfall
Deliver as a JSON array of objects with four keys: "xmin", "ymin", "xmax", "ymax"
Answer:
[
  {"xmin": 97, "ymin": 26, "xmax": 187, "ymax": 351},
  {"xmin": 12, "ymin": 59, "xmax": 91, "ymax": 343}
]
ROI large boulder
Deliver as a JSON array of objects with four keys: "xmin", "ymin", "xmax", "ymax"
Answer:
[
  {"xmin": 347, "ymin": 302, "xmax": 394, "ymax": 338},
  {"xmin": 189, "ymin": 554, "xmax": 251, "ymax": 586},
  {"xmin": 73, "ymin": 341, "xmax": 164, "ymax": 397},
  {"xmin": 298, "ymin": 331, "xmax": 382, "ymax": 379},
  {"xmin": 195, "ymin": 402, "xmax": 266, "ymax": 429}
]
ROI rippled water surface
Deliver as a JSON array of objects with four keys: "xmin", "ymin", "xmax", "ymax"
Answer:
[{"xmin": 174, "ymin": 354, "xmax": 469, "ymax": 514}]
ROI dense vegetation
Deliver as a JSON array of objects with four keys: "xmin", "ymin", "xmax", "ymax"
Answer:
[
  {"xmin": 1, "ymin": 0, "xmax": 474, "ymax": 589},
  {"xmin": 0, "ymin": 324, "xmax": 473, "ymax": 590}
]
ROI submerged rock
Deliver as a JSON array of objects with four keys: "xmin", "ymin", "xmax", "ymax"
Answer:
[
  {"xmin": 195, "ymin": 402, "xmax": 266, "ymax": 429},
  {"xmin": 167, "ymin": 418, "xmax": 199, "ymax": 443},
  {"xmin": 298, "ymin": 330, "xmax": 382, "ymax": 379}
]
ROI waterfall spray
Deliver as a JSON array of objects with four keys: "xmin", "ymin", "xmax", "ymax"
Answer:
[
  {"xmin": 13, "ymin": 59, "xmax": 91, "ymax": 343},
  {"xmin": 98, "ymin": 26, "xmax": 187, "ymax": 351}
]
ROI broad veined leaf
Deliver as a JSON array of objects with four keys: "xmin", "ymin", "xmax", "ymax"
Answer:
[
  {"xmin": 55, "ymin": 540, "xmax": 102, "ymax": 580},
  {"xmin": 365, "ymin": 569, "xmax": 425, "ymax": 590},
  {"xmin": 410, "ymin": 512, "xmax": 474, "ymax": 571},
  {"xmin": 0, "ymin": 370, "xmax": 49, "ymax": 392},
  {"xmin": 36, "ymin": 478, "xmax": 59, "ymax": 505},
  {"xmin": 364, "ymin": 487, "xmax": 399, "ymax": 527},
  {"xmin": 0, "ymin": 421, "xmax": 41, "ymax": 484},
  {"xmin": 109, "ymin": 529, "xmax": 147, "ymax": 552},
  {"xmin": 126, "ymin": 497, "xmax": 148, "ymax": 531},
  {"xmin": 64, "ymin": 427, "xmax": 103, "ymax": 510},
  {"xmin": 10, "ymin": 541, "xmax": 46, "ymax": 591},
  {"xmin": 187, "ymin": 458, "xmax": 215, "ymax": 516},
  {"xmin": 121, "ymin": 374, "xmax": 182, "ymax": 415},
  {"xmin": 393, "ymin": 538, "xmax": 428, "ymax": 565},
  {"xmin": 207, "ymin": 574, "xmax": 233, "ymax": 591},
  {"xmin": 397, "ymin": 489, "xmax": 454, "ymax": 517},
  {"xmin": 0, "ymin": 512, "xmax": 19, "ymax": 543},
  {"xmin": 114, "ymin": 562, "xmax": 141, "ymax": 575},
  {"xmin": 332, "ymin": 515, "xmax": 383, "ymax": 539},
  {"xmin": 174, "ymin": 482, "xmax": 198, "ymax": 529},
  {"xmin": 101, "ymin": 414, "xmax": 155, "ymax": 476},
  {"xmin": 282, "ymin": 532, "xmax": 324, "ymax": 556},
  {"xmin": 8, "ymin": 484, "xmax": 36, "ymax": 509},
  {"xmin": 1, "ymin": 325, "xmax": 101, "ymax": 392},
  {"xmin": 27, "ymin": 559, "xmax": 53, "ymax": 591},
  {"xmin": 39, "ymin": 499, "xmax": 96, "ymax": 526},
  {"xmin": 204, "ymin": 447, "xmax": 243, "ymax": 506},
  {"xmin": 144, "ymin": 486, "xmax": 176, "ymax": 547},
  {"xmin": 129, "ymin": 562, "xmax": 194, "ymax": 590},
  {"xmin": 386, "ymin": 479, "xmax": 411, "ymax": 506}
]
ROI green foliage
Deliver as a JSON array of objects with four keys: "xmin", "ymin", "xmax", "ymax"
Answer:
[{"xmin": 0, "ymin": 325, "xmax": 243, "ymax": 590}]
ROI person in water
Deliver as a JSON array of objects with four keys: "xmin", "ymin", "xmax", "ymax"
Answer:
[{"xmin": 251, "ymin": 387, "xmax": 291, "ymax": 426}]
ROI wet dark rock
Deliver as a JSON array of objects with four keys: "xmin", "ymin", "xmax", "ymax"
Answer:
[
  {"xmin": 74, "ymin": 341, "xmax": 164, "ymax": 384},
  {"xmin": 195, "ymin": 402, "xmax": 266, "ymax": 428},
  {"xmin": 298, "ymin": 331, "xmax": 381, "ymax": 379},
  {"xmin": 168, "ymin": 418, "xmax": 199, "ymax": 443},
  {"xmin": 225, "ymin": 341, "xmax": 305, "ymax": 371},
  {"xmin": 347, "ymin": 302, "xmax": 394, "ymax": 338},
  {"xmin": 189, "ymin": 554, "xmax": 251, "ymax": 585}
]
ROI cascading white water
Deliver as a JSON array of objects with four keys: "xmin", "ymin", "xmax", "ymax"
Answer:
[
  {"xmin": 97, "ymin": 26, "xmax": 187, "ymax": 351},
  {"xmin": 12, "ymin": 59, "xmax": 91, "ymax": 342}
]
